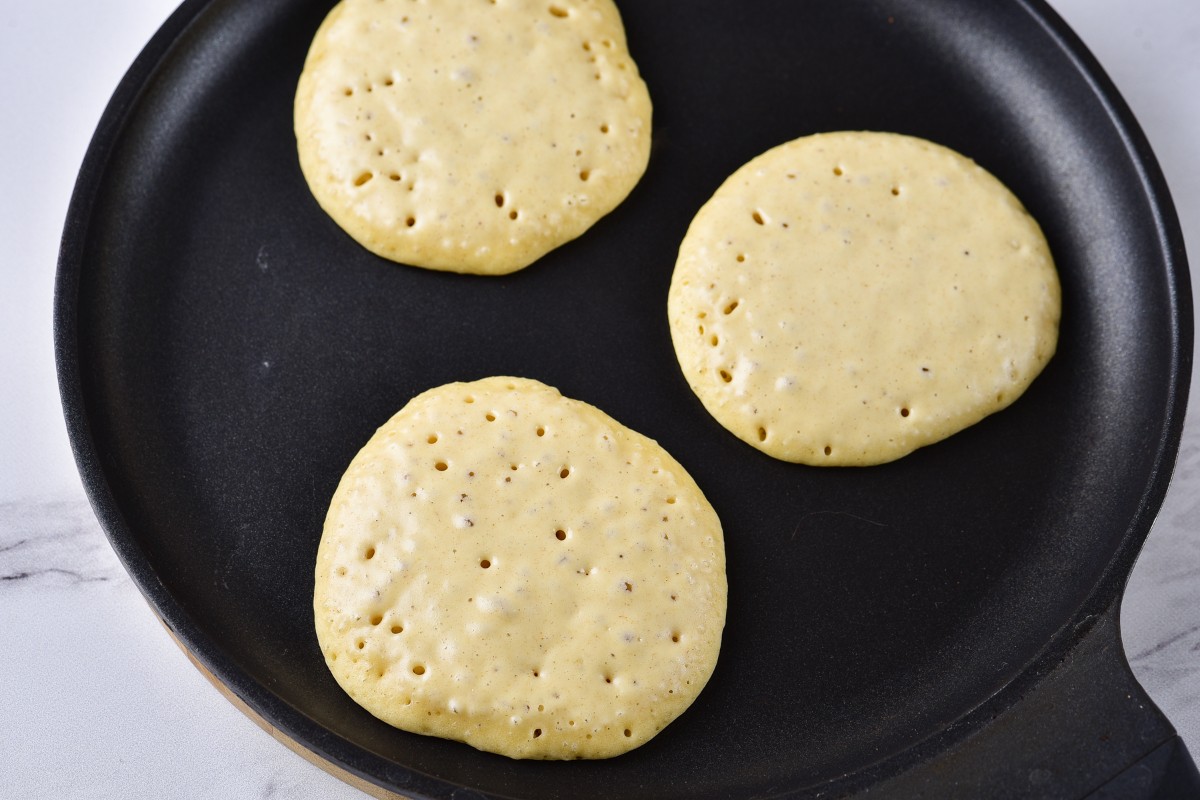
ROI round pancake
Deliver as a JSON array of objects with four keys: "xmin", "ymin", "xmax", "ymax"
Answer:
[
  {"xmin": 667, "ymin": 131, "xmax": 1062, "ymax": 466},
  {"xmin": 314, "ymin": 377, "xmax": 726, "ymax": 759},
  {"xmin": 294, "ymin": 0, "xmax": 652, "ymax": 275}
]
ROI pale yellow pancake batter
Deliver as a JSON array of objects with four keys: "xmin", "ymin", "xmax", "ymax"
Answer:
[
  {"xmin": 315, "ymin": 377, "xmax": 726, "ymax": 758},
  {"xmin": 295, "ymin": 0, "xmax": 652, "ymax": 274},
  {"xmin": 668, "ymin": 131, "xmax": 1061, "ymax": 466}
]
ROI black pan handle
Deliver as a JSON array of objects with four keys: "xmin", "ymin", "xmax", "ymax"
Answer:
[{"xmin": 859, "ymin": 598, "xmax": 1200, "ymax": 799}]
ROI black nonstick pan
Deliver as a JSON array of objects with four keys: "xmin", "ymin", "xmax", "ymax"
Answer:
[{"xmin": 55, "ymin": 0, "xmax": 1197, "ymax": 797}]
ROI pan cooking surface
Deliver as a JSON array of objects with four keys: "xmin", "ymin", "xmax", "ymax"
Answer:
[{"xmin": 58, "ymin": 0, "xmax": 1189, "ymax": 796}]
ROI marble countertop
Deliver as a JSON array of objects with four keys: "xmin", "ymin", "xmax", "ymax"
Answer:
[{"xmin": 2, "ymin": 0, "xmax": 1197, "ymax": 797}]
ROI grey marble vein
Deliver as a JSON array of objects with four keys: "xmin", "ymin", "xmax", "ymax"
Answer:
[
  {"xmin": 1129, "ymin": 618, "xmax": 1200, "ymax": 659},
  {"xmin": 0, "ymin": 498, "xmax": 127, "ymax": 589}
]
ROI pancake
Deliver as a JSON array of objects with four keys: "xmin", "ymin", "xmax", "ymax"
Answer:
[
  {"xmin": 667, "ymin": 131, "xmax": 1061, "ymax": 466},
  {"xmin": 294, "ymin": 0, "xmax": 652, "ymax": 274},
  {"xmin": 314, "ymin": 377, "xmax": 726, "ymax": 758}
]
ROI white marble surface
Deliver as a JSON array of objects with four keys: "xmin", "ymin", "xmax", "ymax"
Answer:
[{"xmin": 1, "ymin": 0, "xmax": 1197, "ymax": 797}]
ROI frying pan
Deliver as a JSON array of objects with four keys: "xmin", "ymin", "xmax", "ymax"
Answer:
[{"xmin": 55, "ymin": 0, "xmax": 1198, "ymax": 796}]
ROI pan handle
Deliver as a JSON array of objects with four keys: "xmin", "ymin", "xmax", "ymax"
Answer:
[{"xmin": 861, "ymin": 597, "xmax": 1200, "ymax": 798}]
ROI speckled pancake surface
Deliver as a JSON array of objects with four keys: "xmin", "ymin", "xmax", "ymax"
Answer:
[
  {"xmin": 294, "ymin": 0, "xmax": 652, "ymax": 275},
  {"xmin": 314, "ymin": 377, "xmax": 725, "ymax": 759},
  {"xmin": 668, "ymin": 131, "xmax": 1062, "ymax": 466}
]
